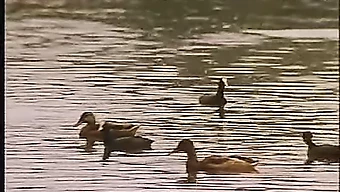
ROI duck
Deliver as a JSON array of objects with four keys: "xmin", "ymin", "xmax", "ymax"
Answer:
[
  {"xmin": 302, "ymin": 131, "xmax": 340, "ymax": 164},
  {"xmin": 73, "ymin": 112, "xmax": 140, "ymax": 151},
  {"xmin": 169, "ymin": 139, "xmax": 258, "ymax": 175},
  {"xmin": 199, "ymin": 78, "xmax": 227, "ymax": 107},
  {"xmin": 101, "ymin": 125, "xmax": 154, "ymax": 160}
]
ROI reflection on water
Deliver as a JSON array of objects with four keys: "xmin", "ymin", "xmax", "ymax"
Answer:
[{"xmin": 5, "ymin": 0, "xmax": 339, "ymax": 191}]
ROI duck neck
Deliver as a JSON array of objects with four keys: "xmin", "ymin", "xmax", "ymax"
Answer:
[
  {"xmin": 304, "ymin": 138, "xmax": 316, "ymax": 148},
  {"xmin": 102, "ymin": 129, "xmax": 113, "ymax": 143},
  {"xmin": 216, "ymin": 86, "xmax": 224, "ymax": 97},
  {"xmin": 185, "ymin": 147, "xmax": 199, "ymax": 173},
  {"xmin": 86, "ymin": 120, "xmax": 97, "ymax": 129}
]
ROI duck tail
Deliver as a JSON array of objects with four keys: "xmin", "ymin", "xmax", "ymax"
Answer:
[
  {"xmin": 132, "ymin": 125, "xmax": 141, "ymax": 129},
  {"xmin": 147, "ymin": 138, "xmax": 154, "ymax": 149},
  {"xmin": 229, "ymin": 155, "xmax": 258, "ymax": 165},
  {"xmin": 252, "ymin": 168, "xmax": 260, "ymax": 174},
  {"xmin": 146, "ymin": 137, "xmax": 154, "ymax": 144},
  {"xmin": 129, "ymin": 125, "xmax": 141, "ymax": 135}
]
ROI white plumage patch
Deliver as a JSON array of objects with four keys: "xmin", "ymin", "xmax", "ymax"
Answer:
[
  {"xmin": 222, "ymin": 77, "xmax": 229, "ymax": 86},
  {"xmin": 93, "ymin": 113, "xmax": 107, "ymax": 131}
]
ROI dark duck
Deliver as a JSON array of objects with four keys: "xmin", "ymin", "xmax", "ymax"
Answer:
[
  {"xmin": 101, "ymin": 124, "xmax": 154, "ymax": 160},
  {"xmin": 169, "ymin": 139, "xmax": 258, "ymax": 175},
  {"xmin": 199, "ymin": 78, "xmax": 227, "ymax": 107},
  {"xmin": 302, "ymin": 131, "xmax": 340, "ymax": 164}
]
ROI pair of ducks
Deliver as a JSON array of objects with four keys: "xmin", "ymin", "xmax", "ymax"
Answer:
[
  {"xmin": 73, "ymin": 112, "xmax": 153, "ymax": 160},
  {"xmin": 170, "ymin": 132, "xmax": 340, "ymax": 177}
]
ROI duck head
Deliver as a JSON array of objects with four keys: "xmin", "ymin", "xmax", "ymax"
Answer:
[
  {"xmin": 169, "ymin": 139, "xmax": 195, "ymax": 155},
  {"xmin": 216, "ymin": 78, "xmax": 228, "ymax": 94},
  {"xmin": 302, "ymin": 131, "xmax": 313, "ymax": 143},
  {"xmin": 73, "ymin": 112, "xmax": 96, "ymax": 127},
  {"xmin": 217, "ymin": 78, "xmax": 228, "ymax": 88}
]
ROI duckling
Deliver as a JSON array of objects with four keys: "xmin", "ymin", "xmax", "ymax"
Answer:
[
  {"xmin": 169, "ymin": 139, "xmax": 258, "ymax": 174},
  {"xmin": 101, "ymin": 125, "xmax": 154, "ymax": 160},
  {"xmin": 302, "ymin": 131, "xmax": 340, "ymax": 164},
  {"xmin": 199, "ymin": 78, "xmax": 227, "ymax": 107},
  {"xmin": 73, "ymin": 112, "xmax": 140, "ymax": 151}
]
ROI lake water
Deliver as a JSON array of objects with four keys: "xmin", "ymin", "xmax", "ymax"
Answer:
[{"xmin": 5, "ymin": 0, "xmax": 339, "ymax": 191}]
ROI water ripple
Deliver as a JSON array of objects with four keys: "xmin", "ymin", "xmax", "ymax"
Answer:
[{"xmin": 5, "ymin": 18, "xmax": 339, "ymax": 191}]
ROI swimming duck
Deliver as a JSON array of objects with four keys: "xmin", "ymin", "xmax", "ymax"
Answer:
[
  {"xmin": 302, "ymin": 131, "xmax": 340, "ymax": 164},
  {"xmin": 169, "ymin": 139, "xmax": 258, "ymax": 174},
  {"xmin": 199, "ymin": 78, "xmax": 227, "ymax": 107},
  {"xmin": 101, "ymin": 125, "xmax": 154, "ymax": 160},
  {"xmin": 73, "ymin": 112, "xmax": 140, "ymax": 151}
]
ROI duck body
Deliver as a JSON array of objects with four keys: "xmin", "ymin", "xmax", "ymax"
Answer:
[
  {"xmin": 307, "ymin": 145, "xmax": 340, "ymax": 164},
  {"xmin": 102, "ymin": 121, "xmax": 139, "ymax": 131},
  {"xmin": 79, "ymin": 123, "xmax": 140, "ymax": 140},
  {"xmin": 102, "ymin": 126, "xmax": 154, "ymax": 160},
  {"xmin": 199, "ymin": 94, "xmax": 227, "ymax": 107},
  {"xmin": 199, "ymin": 155, "xmax": 258, "ymax": 174},
  {"xmin": 303, "ymin": 132, "xmax": 340, "ymax": 164},
  {"xmin": 169, "ymin": 139, "xmax": 258, "ymax": 175},
  {"xmin": 74, "ymin": 112, "xmax": 140, "ymax": 151},
  {"xmin": 199, "ymin": 78, "xmax": 227, "ymax": 107}
]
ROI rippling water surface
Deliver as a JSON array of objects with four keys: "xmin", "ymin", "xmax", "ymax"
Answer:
[{"xmin": 5, "ymin": 1, "xmax": 339, "ymax": 191}]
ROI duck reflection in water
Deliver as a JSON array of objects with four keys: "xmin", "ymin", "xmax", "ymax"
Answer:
[
  {"xmin": 169, "ymin": 139, "xmax": 258, "ymax": 182},
  {"xmin": 176, "ymin": 172, "xmax": 197, "ymax": 184}
]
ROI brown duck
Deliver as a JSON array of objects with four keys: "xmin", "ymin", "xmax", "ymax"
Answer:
[
  {"xmin": 73, "ymin": 112, "xmax": 140, "ymax": 151},
  {"xmin": 169, "ymin": 139, "xmax": 259, "ymax": 175},
  {"xmin": 302, "ymin": 131, "xmax": 340, "ymax": 164}
]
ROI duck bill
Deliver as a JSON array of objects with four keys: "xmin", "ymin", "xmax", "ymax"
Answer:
[
  {"xmin": 168, "ymin": 148, "xmax": 180, "ymax": 155},
  {"xmin": 73, "ymin": 119, "xmax": 83, "ymax": 127},
  {"xmin": 223, "ymin": 79, "xmax": 228, "ymax": 87},
  {"xmin": 220, "ymin": 78, "xmax": 228, "ymax": 86}
]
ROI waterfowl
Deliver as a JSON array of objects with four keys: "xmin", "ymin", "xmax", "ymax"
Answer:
[
  {"xmin": 199, "ymin": 78, "xmax": 227, "ymax": 107},
  {"xmin": 73, "ymin": 112, "xmax": 140, "ymax": 151},
  {"xmin": 169, "ymin": 139, "xmax": 258, "ymax": 174},
  {"xmin": 302, "ymin": 131, "xmax": 340, "ymax": 164},
  {"xmin": 101, "ymin": 125, "xmax": 154, "ymax": 160}
]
